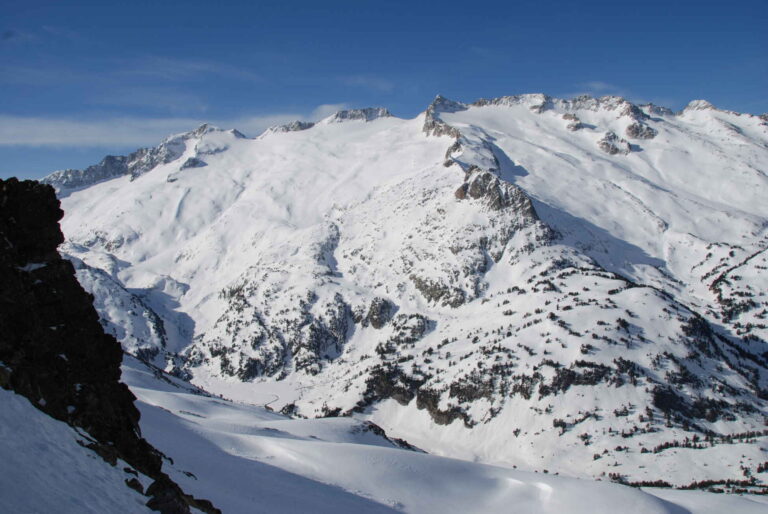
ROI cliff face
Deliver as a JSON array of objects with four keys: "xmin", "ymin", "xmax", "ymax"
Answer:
[{"xmin": 0, "ymin": 178, "xmax": 217, "ymax": 514}]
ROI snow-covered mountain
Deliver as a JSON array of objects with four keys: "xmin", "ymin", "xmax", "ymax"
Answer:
[{"xmin": 42, "ymin": 95, "xmax": 768, "ymax": 491}]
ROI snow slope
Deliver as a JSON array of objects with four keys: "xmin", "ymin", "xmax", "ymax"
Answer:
[
  {"xmin": 122, "ymin": 357, "xmax": 768, "ymax": 514},
  {"xmin": 3, "ymin": 355, "xmax": 767, "ymax": 513},
  {"xmin": 44, "ymin": 97, "xmax": 768, "ymax": 488},
  {"xmin": 0, "ymin": 388, "xmax": 153, "ymax": 513}
]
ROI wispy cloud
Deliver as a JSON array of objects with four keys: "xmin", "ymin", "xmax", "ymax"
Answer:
[
  {"xmin": 40, "ymin": 26, "xmax": 82, "ymax": 41},
  {"xmin": 0, "ymin": 56, "xmax": 264, "ymax": 114},
  {"xmin": 117, "ymin": 56, "xmax": 263, "ymax": 83},
  {"xmin": 310, "ymin": 103, "xmax": 349, "ymax": 119},
  {"xmin": 0, "ymin": 103, "xmax": 352, "ymax": 147},
  {"xmin": 562, "ymin": 81, "xmax": 627, "ymax": 98},
  {"xmin": 1, "ymin": 26, "xmax": 80, "ymax": 45},
  {"xmin": 0, "ymin": 64, "xmax": 84, "ymax": 85},
  {"xmin": 0, "ymin": 115, "xmax": 206, "ymax": 147},
  {"xmin": 0, "ymin": 29, "xmax": 36, "ymax": 44},
  {"xmin": 579, "ymin": 81, "xmax": 619, "ymax": 93},
  {"xmin": 467, "ymin": 46, "xmax": 499, "ymax": 59},
  {"xmin": 89, "ymin": 86, "xmax": 211, "ymax": 114},
  {"xmin": 0, "ymin": 56, "xmax": 263, "ymax": 88},
  {"xmin": 341, "ymin": 75, "xmax": 395, "ymax": 93}
]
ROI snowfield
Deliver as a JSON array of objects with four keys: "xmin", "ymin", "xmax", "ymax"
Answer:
[
  {"xmin": 42, "ymin": 94, "xmax": 768, "ymax": 495},
  {"xmin": 6, "ymin": 358, "xmax": 768, "ymax": 513}
]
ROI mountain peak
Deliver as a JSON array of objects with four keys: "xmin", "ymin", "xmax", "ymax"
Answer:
[
  {"xmin": 320, "ymin": 107, "xmax": 392, "ymax": 124},
  {"xmin": 261, "ymin": 120, "xmax": 316, "ymax": 137},
  {"xmin": 683, "ymin": 99, "xmax": 716, "ymax": 112},
  {"xmin": 168, "ymin": 123, "xmax": 244, "ymax": 142},
  {"xmin": 428, "ymin": 95, "xmax": 467, "ymax": 114}
]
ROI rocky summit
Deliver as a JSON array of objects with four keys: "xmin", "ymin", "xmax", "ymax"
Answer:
[{"xmin": 31, "ymin": 93, "xmax": 768, "ymax": 496}]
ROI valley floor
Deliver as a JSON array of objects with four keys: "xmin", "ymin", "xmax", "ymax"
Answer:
[
  {"xmin": 129, "ymin": 358, "xmax": 768, "ymax": 513},
  {"xmin": 4, "ymin": 355, "xmax": 768, "ymax": 513}
]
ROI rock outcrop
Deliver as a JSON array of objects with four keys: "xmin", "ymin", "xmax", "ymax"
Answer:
[
  {"xmin": 562, "ymin": 113, "xmax": 584, "ymax": 131},
  {"xmin": 323, "ymin": 107, "xmax": 392, "ymax": 123},
  {"xmin": 597, "ymin": 131, "xmax": 631, "ymax": 155},
  {"xmin": 360, "ymin": 297, "xmax": 396, "ymax": 329},
  {"xmin": 180, "ymin": 157, "xmax": 207, "ymax": 170},
  {"xmin": 454, "ymin": 167, "xmax": 538, "ymax": 214},
  {"xmin": 261, "ymin": 120, "xmax": 316, "ymax": 136},
  {"xmin": 0, "ymin": 178, "xmax": 218, "ymax": 514},
  {"xmin": 626, "ymin": 122, "xmax": 658, "ymax": 139}
]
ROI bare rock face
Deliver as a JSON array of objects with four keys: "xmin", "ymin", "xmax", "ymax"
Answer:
[
  {"xmin": 562, "ymin": 113, "xmax": 584, "ymax": 131},
  {"xmin": 619, "ymin": 102, "xmax": 650, "ymax": 121},
  {"xmin": 626, "ymin": 122, "xmax": 658, "ymax": 140},
  {"xmin": 423, "ymin": 95, "xmax": 465, "ymax": 137},
  {"xmin": 264, "ymin": 120, "xmax": 316, "ymax": 134},
  {"xmin": 455, "ymin": 167, "xmax": 538, "ymax": 216},
  {"xmin": 41, "ymin": 154, "xmax": 132, "ymax": 191},
  {"xmin": 361, "ymin": 297, "xmax": 396, "ymax": 329},
  {"xmin": 0, "ymin": 178, "xmax": 218, "ymax": 514},
  {"xmin": 325, "ymin": 107, "xmax": 392, "ymax": 123},
  {"xmin": 410, "ymin": 274, "xmax": 467, "ymax": 308},
  {"xmin": 597, "ymin": 131, "xmax": 631, "ymax": 155},
  {"xmin": 641, "ymin": 103, "xmax": 675, "ymax": 117},
  {"xmin": 471, "ymin": 93, "xmax": 552, "ymax": 113},
  {"xmin": 180, "ymin": 157, "xmax": 207, "ymax": 170}
]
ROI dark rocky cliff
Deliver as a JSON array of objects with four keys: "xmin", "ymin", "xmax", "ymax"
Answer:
[{"xmin": 0, "ymin": 178, "xmax": 218, "ymax": 514}]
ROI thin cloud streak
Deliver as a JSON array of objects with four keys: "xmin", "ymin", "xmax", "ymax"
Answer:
[
  {"xmin": 0, "ymin": 104, "xmax": 352, "ymax": 148},
  {"xmin": 0, "ymin": 29, "xmax": 36, "ymax": 44},
  {"xmin": 310, "ymin": 103, "xmax": 349, "ymax": 119},
  {"xmin": 341, "ymin": 75, "xmax": 395, "ymax": 93},
  {"xmin": 579, "ymin": 81, "xmax": 618, "ymax": 93},
  {"xmin": 0, "ymin": 64, "xmax": 86, "ymax": 86},
  {"xmin": 0, "ymin": 56, "xmax": 263, "ymax": 87},
  {"xmin": 0, "ymin": 116, "xmax": 207, "ymax": 147},
  {"xmin": 116, "ymin": 56, "xmax": 263, "ymax": 83},
  {"xmin": 88, "ymin": 86, "xmax": 211, "ymax": 114}
]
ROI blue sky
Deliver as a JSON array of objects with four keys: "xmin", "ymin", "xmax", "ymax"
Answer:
[{"xmin": 1, "ymin": 0, "xmax": 766, "ymax": 179}]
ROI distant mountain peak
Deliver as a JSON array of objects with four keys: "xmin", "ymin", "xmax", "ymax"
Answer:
[
  {"xmin": 320, "ymin": 107, "xmax": 392, "ymax": 123},
  {"xmin": 167, "ymin": 123, "xmax": 245, "ymax": 142},
  {"xmin": 428, "ymin": 95, "xmax": 467, "ymax": 113},
  {"xmin": 41, "ymin": 122, "xmax": 245, "ymax": 192},
  {"xmin": 260, "ymin": 120, "xmax": 316, "ymax": 137},
  {"xmin": 684, "ymin": 99, "xmax": 716, "ymax": 112}
]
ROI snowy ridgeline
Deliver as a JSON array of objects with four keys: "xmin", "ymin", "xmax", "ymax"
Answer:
[
  {"xmin": 45, "ymin": 95, "xmax": 768, "ymax": 488},
  {"xmin": 4, "ymin": 357, "xmax": 768, "ymax": 513}
]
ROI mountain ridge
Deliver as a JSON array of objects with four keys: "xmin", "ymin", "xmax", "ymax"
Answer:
[
  {"xmin": 41, "ymin": 91, "xmax": 768, "ymax": 490},
  {"xmin": 40, "ymin": 93, "xmax": 768, "ymax": 194}
]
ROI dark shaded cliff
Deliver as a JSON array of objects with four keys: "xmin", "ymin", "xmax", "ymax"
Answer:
[{"xmin": 0, "ymin": 178, "xmax": 218, "ymax": 514}]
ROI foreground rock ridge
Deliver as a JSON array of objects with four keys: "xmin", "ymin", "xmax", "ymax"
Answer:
[
  {"xmin": 0, "ymin": 178, "xmax": 219, "ymax": 513},
  {"xmin": 41, "ymin": 93, "xmax": 768, "ymax": 490}
]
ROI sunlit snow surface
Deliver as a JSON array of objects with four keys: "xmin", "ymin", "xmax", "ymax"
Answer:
[
  {"xmin": 121, "ymin": 357, "xmax": 767, "ymax": 514},
  {"xmin": 3, "ymin": 359, "xmax": 768, "ymax": 512},
  {"xmin": 0, "ymin": 388, "xmax": 152, "ymax": 513}
]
